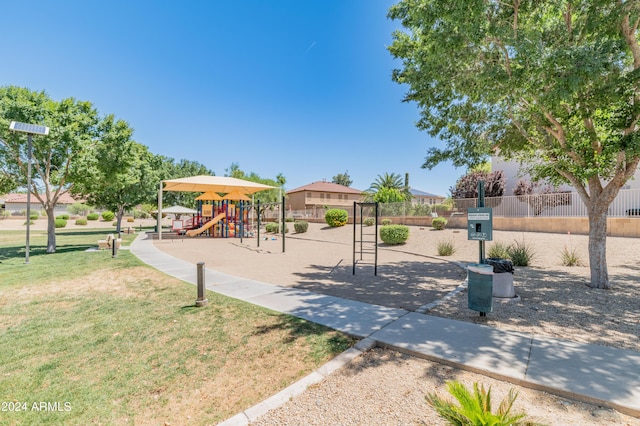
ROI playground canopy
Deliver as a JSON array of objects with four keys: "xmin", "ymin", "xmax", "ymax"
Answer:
[
  {"xmin": 162, "ymin": 175, "xmax": 275, "ymax": 194},
  {"xmin": 157, "ymin": 175, "xmax": 276, "ymax": 239}
]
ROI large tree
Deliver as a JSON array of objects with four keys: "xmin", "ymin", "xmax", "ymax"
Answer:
[
  {"xmin": 0, "ymin": 86, "xmax": 99, "ymax": 253},
  {"xmin": 389, "ymin": 0, "xmax": 640, "ymax": 289},
  {"xmin": 332, "ymin": 170, "xmax": 353, "ymax": 187},
  {"xmin": 72, "ymin": 115, "xmax": 159, "ymax": 232}
]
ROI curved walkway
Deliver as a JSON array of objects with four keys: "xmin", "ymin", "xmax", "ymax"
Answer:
[{"xmin": 130, "ymin": 233, "xmax": 640, "ymax": 424}]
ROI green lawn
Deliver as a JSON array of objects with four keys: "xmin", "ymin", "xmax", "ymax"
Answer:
[{"xmin": 0, "ymin": 228, "xmax": 354, "ymax": 424}]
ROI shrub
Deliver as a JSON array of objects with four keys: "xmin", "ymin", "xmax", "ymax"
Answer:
[
  {"xmin": 75, "ymin": 218, "xmax": 88, "ymax": 226},
  {"xmin": 560, "ymin": 246, "xmax": 581, "ymax": 266},
  {"xmin": 411, "ymin": 203, "xmax": 432, "ymax": 216},
  {"xmin": 87, "ymin": 213, "xmax": 100, "ymax": 221},
  {"xmin": 508, "ymin": 238, "xmax": 535, "ymax": 266},
  {"xmin": 23, "ymin": 220, "xmax": 34, "ymax": 225},
  {"xmin": 293, "ymin": 221, "xmax": 309, "ymax": 233},
  {"xmin": 29, "ymin": 212, "xmax": 39, "ymax": 220},
  {"xmin": 127, "ymin": 217, "xmax": 135, "ymax": 223},
  {"xmin": 325, "ymin": 209, "xmax": 348, "ymax": 227},
  {"xmin": 101, "ymin": 211, "xmax": 115, "ymax": 221},
  {"xmin": 437, "ymin": 240, "xmax": 456, "ymax": 256},
  {"xmin": 1, "ymin": 210, "xmax": 10, "ymax": 219},
  {"xmin": 363, "ymin": 217, "xmax": 375, "ymax": 226},
  {"xmin": 380, "ymin": 225, "xmax": 409, "ymax": 245},
  {"xmin": 55, "ymin": 218, "xmax": 67, "ymax": 228},
  {"xmin": 427, "ymin": 381, "xmax": 534, "ymax": 426},
  {"xmin": 432, "ymin": 217, "xmax": 448, "ymax": 230},
  {"xmin": 112, "ymin": 221, "xmax": 118, "ymax": 226},
  {"xmin": 487, "ymin": 242, "xmax": 510, "ymax": 260},
  {"xmin": 265, "ymin": 222, "xmax": 289, "ymax": 233},
  {"xmin": 285, "ymin": 217, "xmax": 295, "ymax": 222},
  {"xmin": 40, "ymin": 210, "xmax": 47, "ymax": 216},
  {"xmin": 56, "ymin": 214, "xmax": 70, "ymax": 220},
  {"xmin": 67, "ymin": 202, "xmax": 91, "ymax": 216},
  {"xmin": 381, "ymin": 218, "xmax": 392, "ymax": 226}
]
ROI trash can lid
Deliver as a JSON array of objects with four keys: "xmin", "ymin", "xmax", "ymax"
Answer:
[{"xmin": 467, "ymin": 263, "xmax": 494, "ymax": 274}]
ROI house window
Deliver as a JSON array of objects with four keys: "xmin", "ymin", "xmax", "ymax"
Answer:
[
  {"xmin": 326, "ymin": 193, "xmax": 331, "ymax": 200},
  {"xmin": 306, "ymin": 192, "xmax": 311, "ymax": 198}
]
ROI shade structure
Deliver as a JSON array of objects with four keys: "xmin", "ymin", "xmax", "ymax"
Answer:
[
  {"xmin": 163, "ymin": 175, "xmax": 275, "ymax": 194},
  {"xmin": 195, "ymin": 191, "xmax": 223, "ymax": 201},
  {"xmin": 158, "ymin": 205, "xmax": 198, "ymax": 215},
  {"xmin": 222, "ymin": 190, "xmax": 251, "ymax": 201}
]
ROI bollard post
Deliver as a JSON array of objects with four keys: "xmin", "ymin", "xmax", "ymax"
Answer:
[
  {"xmin": 111, "ymin": 238, "xmax": 118, "ymax": 258},
  {"xmin": 196, "ymin": 262, "xmax": 208, "ymax": 307}
]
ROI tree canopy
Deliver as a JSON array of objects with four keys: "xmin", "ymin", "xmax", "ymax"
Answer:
[
  {"xmin": 71, "ymin": 115, "xmax": 160, "ymax": 231},
  {"xmin": 332, "ymin": 170, "xmax": 353, "ymax": 187},
  {"xmin": 0, "ymin": 86, "xmax": 99, "ymax": 253},
  {"xmin": 388, "ymin": 0, "xmax": 640, "ymax": 289}
]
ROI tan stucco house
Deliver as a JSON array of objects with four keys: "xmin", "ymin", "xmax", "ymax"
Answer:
[
  {"xmin": 409, "ymin": 188, "xmax": 446, "ymax": 205},
  {"xmin": 286, "ymin": 181, "xmax": 364, "ymax": 212}
]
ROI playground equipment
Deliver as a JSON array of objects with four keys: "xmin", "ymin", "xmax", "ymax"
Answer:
[
  {"xmin": 353, "ymin": 202, "xmax": 379, "ymax": 275},
  {"xmin": 186, "ymin": 212, "xmax": 226, "ymax": 237}
]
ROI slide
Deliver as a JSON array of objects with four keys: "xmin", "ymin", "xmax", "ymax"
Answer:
[{"xmin": 186, "ymin": 213, "xmax": 226, "ymax": 237}]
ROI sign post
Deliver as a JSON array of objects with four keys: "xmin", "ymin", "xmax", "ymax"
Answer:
[{"xmin": 467, "ymin": 181, "xmax": 494, "ymax": 316}]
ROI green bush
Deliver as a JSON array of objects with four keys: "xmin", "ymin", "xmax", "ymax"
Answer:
[
  {"xmin": 432, "ymin": 217, "xmax": 448, "ymax": 230},
  {"xmin": 101, "ymin": 211, "xmax": 115, "ymax": 221},
  {"xmin": 427, "ymin": 381, "xmax": 534, "ymax": 426},
  {"xmin": 508, "ymin": 238, "xmax": 535, "ymax": 266},
  {"xmin": 411, "ymin": 203, "xmax": 432, "ymax": 216},
  {"xmin": 112, "ymin": 221, "xmax": 118, "ymax": 226},
  {"xmin": 487, "ymin": 242, "xmax": 510, "ymax": 259},
  {"xmin": 325, "ymin": 209, "xmax": 348, "ymax": 227},
  {"xmin": 55, "ymin": 218, "xmax": 67, "ymax": 228},
  {"xmin": 381, "ymin": 218, "xmax": 392, "ymax": 226},
  {"xmin": 363, "ymin": 217, "xmax": 375, "ymax": 226},
  {"xmin": 285, "ymin": 217, "xmax": 295, "ymax": 222},
  {"xmin": 87, "ymin": 213, "xmax": 100, "ymax": 221},
  {"xmin": 29, "ymin": 212, "xmax": 39, "ymax": 220},
  {"xmin": 40, "ymin": 209, "xmax": 48, "ymax": 216},
  {"xmin": 56, "ymin": 214, "xmax": 70, "ymax": 220},
  {"xmin": 75, "ymin": 218, "xmax": 88, "ymax": 226},
  {"xmin": 437, "ymin": 240, "xmax": 456, "ymax": 256},
  {"xmin": 379, "ymin": 225, "xmax": 409, "ymax": 245},
  {"xmin": 293, "ymin": 221, "xmax": 309, "ymax": 233},
  {"xmin": 67, "ymin": 202, "xmax": 91, "ymax": 216},
  {"xmin": 127, "ymin": 217, "xmax": 135, "ymax": 223},
  {"xmin": 265, "ymin": 222, "xmax": 289, "ymax": 233},
  {"xmin": 1, "ymin": 210, "xmax": 10, "ymax": 219},
  {"xmin": 23, "ymin": 220, "xmax": 34, "ymax": 226}
]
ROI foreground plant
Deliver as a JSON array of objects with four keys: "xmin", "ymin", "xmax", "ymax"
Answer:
[{"xmin": 426, "ymin": 381, "xmax": 542, "ymax": 426}]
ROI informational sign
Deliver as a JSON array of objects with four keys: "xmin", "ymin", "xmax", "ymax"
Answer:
[
  {"xmin": 467, "ymin": 207, "xmax": 493, "ymax": 241},
  {"xmin": 202, "ymin": 204, "xmax": 213, "ymax": 217}
]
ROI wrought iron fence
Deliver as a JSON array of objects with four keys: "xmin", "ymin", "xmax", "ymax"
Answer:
[
  {"xmin": 452, "ymin": 189, "xmax": 640, "ymax": 218},
  {"xmin": 284, "ymin": 188, "xmax": 640, "ymax": 220}
]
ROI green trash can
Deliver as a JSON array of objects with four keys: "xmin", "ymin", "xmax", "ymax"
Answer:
[{"xmin": 467, "ymin": 263, "xmax": 494, "ymax": 314}]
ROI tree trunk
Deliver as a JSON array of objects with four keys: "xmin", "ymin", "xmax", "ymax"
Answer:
[
  {"xmin": 116, "ymin": 206, "xmax": 125, "ymax": 234},
  {"xmin": 587, "ymin": 207, "xmax": 610, "ymax": 289},
  {"xmin": 46, "ymin": 206, "xmax": 57, "ymax": 254}
]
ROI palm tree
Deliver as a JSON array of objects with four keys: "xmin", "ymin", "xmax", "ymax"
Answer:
[{"xmin": 366, "ymin": 172, "xmax": 412, "ymax": 202}]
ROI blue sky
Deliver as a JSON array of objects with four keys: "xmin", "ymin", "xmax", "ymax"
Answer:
[{"xmin": 1, "ymin": 0, "xmax": 462, "ymax": 196}]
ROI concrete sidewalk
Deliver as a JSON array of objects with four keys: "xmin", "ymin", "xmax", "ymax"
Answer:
[{"xmin": 130, "ymin": 233, "xmax": 640, "ymax": 422}]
